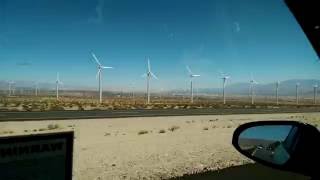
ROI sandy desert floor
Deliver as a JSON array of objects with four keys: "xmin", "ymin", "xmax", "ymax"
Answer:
[{"xmin": 1, "ymin": 113, "xmax": 320, "ymax": 180}]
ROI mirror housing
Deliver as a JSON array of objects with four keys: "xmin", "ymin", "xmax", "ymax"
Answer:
[{"xmin": 232, "ymin": 121, "xmax": 320, "ymax": 177}]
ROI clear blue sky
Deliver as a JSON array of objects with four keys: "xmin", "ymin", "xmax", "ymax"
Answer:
[
  {"xmin": 0, "ymin": 0, "xmax": 318, "ymax": 91},
  {"xmin": 240, "ymin": 125, "xmax": 293, "ymax": 141}
]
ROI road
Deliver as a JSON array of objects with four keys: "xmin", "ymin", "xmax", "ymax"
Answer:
[{"xmin": 0, "ymin": 107, "xmax": 320, "ymax": 121}]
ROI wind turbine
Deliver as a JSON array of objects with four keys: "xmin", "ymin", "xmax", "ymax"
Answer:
[
  {"xmin": 91, "ymin": 53, "xmax": 113, "ymax": 103},
  {"xmin": 296, "ymin": 83, "xmax": 300, "ymax": 105},
  {"xmin": 142, "ymin": 58, "xmax": 158, "ymax": 104},
  {"xmin": 186, "ymin": 66, "xmax": 200, "ymax": 103},
  {"xmin": 130, "ymin": 82, "xmax": 135, "ymax": 99},
  {"xmin": 8, "ymin": 81, "xmax": 15, "ymax": 96},
  {"xmin": 56, "ymin": 73, "xmax": 63, "ymax": 100},
  {"xmin": 276, "ymin": 81, "xmax": 280, "ymax": 105},
  {"xmin": 160, "ymin": 87, "xmax": 164, "ymax": 102},
  {"xmin": 220, "ymin": 72, "xmax": 230, "ymax": 105},
  {"xmin": 34, "ymin": 82, "xmax": 39, "ymax": 96},
  {"xmin": 249, "ymin": 74, "xmax": 258, "ymax": 105},
  {"xmin": 313, "ymin": 84, "xmax": 318, "ymax": 105}
]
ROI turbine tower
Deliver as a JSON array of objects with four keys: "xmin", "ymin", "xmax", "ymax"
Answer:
[
  {"xmin": 220, "ymin": 72, "xmax": 230, "ymax": 105},
  {"xmin": 296, "ymin": 83, "xmax": 300, "ymax": 105},
  {"xmin": 314, "ymin": 84, "xmax": 318, "ymax": 105},
  {"xmin": 56, "ymin": 73, "xmax": 63, "ymax": 100},
  {"xmin": 130, "ymin": 82, "xmax": 135, "ymax": 99},
  {"xmin": 276, "ymin": 81, "xmax": 280, "ymax": 105},
  {"xmin": 142, "ymin": 58, "xmax": 158, "ymax": 104},
  {"xmin": 91, "ymin": 53, "xmax": 113, "ymax": 103},
  {"xmin": 186, "ymin": 66, "xmax": 200, "ymax": 103},
  {"xmin": 35, "ymin": 82, "xmax": 39, "ymax": 96},
  {"xmin": 249, "ymin": 74, "xmax": 258, "ymax": 105},
  {"xmin": 8, "ymin": 81, "xmax": 15, "ymax": 96}
]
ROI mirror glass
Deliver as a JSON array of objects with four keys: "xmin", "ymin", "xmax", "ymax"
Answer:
[{"xmin": 238, "ymin": 125, "xmax": 299, "ymax": 165}]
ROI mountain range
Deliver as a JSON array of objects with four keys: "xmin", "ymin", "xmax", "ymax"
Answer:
[{"xmin": 1, "ymin": 79, "xmax": 320, "ymax": 96}]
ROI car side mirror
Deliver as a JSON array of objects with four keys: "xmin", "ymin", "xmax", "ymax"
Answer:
[{"xmin": 232, "ymin": 121, "xmax": 320, "ymax": 178}]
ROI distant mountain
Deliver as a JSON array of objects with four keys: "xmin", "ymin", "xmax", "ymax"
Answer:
[
  {"xmin": 196, "ymin": 79, "xmax": 320, "ymax": 96},
  {"xmin": 0, "ymin": 80, "xmax": 94, "ymax": 91},
  {"xmin": 1, "ymin": 79, "xmax": 320, "ymax": 96}
]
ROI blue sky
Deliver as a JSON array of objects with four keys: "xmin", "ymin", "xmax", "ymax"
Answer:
[
  {"xmin": 0, "ymin": 0, "xmax": 318, "ymax": 91},
  {"xmin": 240, "ymin": 125, "xmax": 293, "ymax": 141}
]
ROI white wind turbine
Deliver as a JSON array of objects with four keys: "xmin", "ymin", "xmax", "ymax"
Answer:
[
  {"xmin": 249, "ymin": 74, "xmax": 258, "ymax": 105},
  {"xmin": 313, "ymin": 84, "xmax": 318, "ymax": 105},
  {"xmin": 130, "ymin": 82, "xmax": 135, "ymax": 99},
  {"xmin": 296, "ymin": 83, "xmax": 300, "ymax": 105},
  {"xmin": 8, "ymin": 81, "xmax": 15, "ymax": 96},
  {"xmin": 276, "ymin": 81, "xmax": 280, "ymax": 105},
  {"xmin": 34, "ymin": 82, "xmax": 39, "ymax": 96},
  {"xmin": 186, "ymin": 66, "xmax": 200, "ymax": 103},
  {"xmin": 56, "ymin": 73, "xmax": 63, "ymax": 100},
  {"xmin": 220, "ymin": 72, "xmax": 230, "ymax": 105},
  {"xmin": 91, "ymin": 53, "xmax": 113, "ymax": 103},
  {"xmin": 142, "ymin": 58, "xmax": 158, "ymax": 104}
]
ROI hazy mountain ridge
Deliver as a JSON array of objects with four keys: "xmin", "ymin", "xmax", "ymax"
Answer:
[
  {"xmin": 1, "ymin": 79, "xmax": 320, "ymax": 96},
  {"xmin": 193, "ymin": 79, "xmax": 320, "ymax": 96}
]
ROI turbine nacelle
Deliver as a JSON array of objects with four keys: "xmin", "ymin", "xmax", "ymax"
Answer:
[
  {"xmin": 56, "ymin": 73, "xmax": 63, "ymax": 85},
  {"xmin": 250, "ymin": 80, "xmax": 258, "ymax": 84},
  {"xmin": 219, "ymin": 71, "xmax": 230, "ymax": 83},
  {"xmin": 91, "ymin": 53, "xmax": 113, "ymax": 79},
  {"xmin": 250, "ymin": 73, "xmax": 258, "ymax": 84},
  {"xmin": 186, "ymin": 66, "xmax": 200, "ymax": 79},
  {"xmin": 221, "ymin": 76, "xmax": 230, "ymax": 82}
]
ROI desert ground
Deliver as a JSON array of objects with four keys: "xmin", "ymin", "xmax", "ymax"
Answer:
[
  {"xmin": 1, "ymin": 113, "xmax": 320, "ymax": 180},
  {"xmin": 1, "ymin": 95, "xmax": 319, "ymax": 112}
]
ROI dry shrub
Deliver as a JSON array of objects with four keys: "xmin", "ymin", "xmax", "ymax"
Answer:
[
  {"xmin": 168, "ymin": 125, "xmax": 180, "ymax": 132},
  {"xmin": 159, "ymin": 129, "xmax": 166, "ymax": 133},
  {"xmin": 47, "ymin": 124, "xmax": 60, "ymax": 130},
  {"xmin": 0, "ymin": 130, "xmax": 14, "ymax": 135},
  {"xmin": 138, "ymin": 130, "xmax": 148, "ymax": 135},
  {"xmin": 203, "ymin": 127, "xmax": 209, "ymax": 130}
]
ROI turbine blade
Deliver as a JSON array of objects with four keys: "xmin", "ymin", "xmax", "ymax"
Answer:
[
  {"xmin": 219, "ymin": 70, "xmax": 225, "ymax": 77},
  {"xmin": 151, "ymin": 72, "xmax": 158, "ymax": 79},
  {"xmin": 141, "ymin": 73, "xmax": 147, "ymax": 78},
  {"xmin": 192, "ymin": 74, "xmax": 200, "ymax": 77},
  {"xmin": 102, "ymin": 66, "xmax": 113, "ymax": 69},
  {"xmin": 91, "ymin": 53, "xmax": 102, "ymax": 66},
  {"xmin": 147, "ymin": 58, "xmax": 151, "ymax": 72},
  {"xmin": 186, "ymin": 66, "xmax": 193, "ymax": 75}
]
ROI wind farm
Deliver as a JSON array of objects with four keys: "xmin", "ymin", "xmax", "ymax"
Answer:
[
  {"xmin": 1, "ymin": 53, "xmax": 320, "ymax": 112},
  {"xmin": 1, "ymin": 67, "xmax": 320, "ymax": 114},
  {"xmin": 0, "ymin": 32, "xmax": 319, "ymax": 180},
  {"xmin": 1, "ymin": 0, "xmax": 320, "ymax": 179}
]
